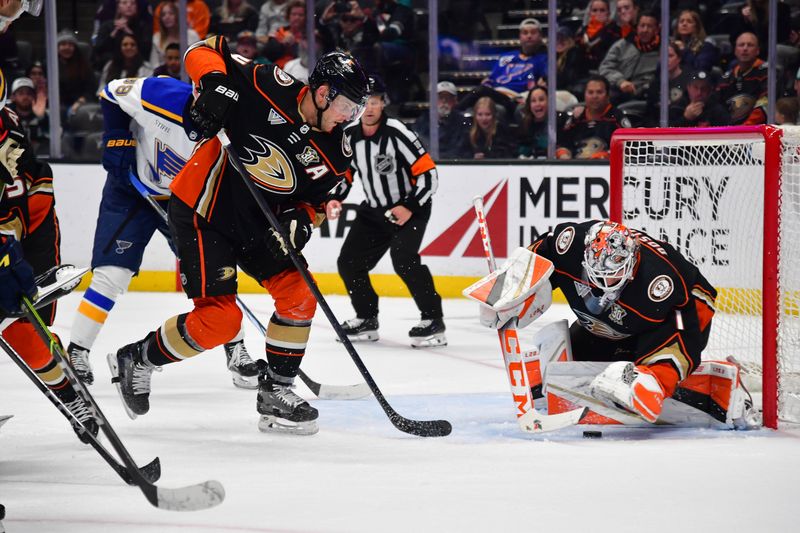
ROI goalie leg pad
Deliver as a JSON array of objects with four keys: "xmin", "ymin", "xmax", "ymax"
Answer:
[{"xmin": 590, "ymin": 362, "xmax": 666, "ymax": 423}]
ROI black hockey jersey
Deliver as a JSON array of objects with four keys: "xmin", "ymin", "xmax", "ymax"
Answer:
[{"xmin": 530, "ymin": 220, "xmax": 717, "ymax": 378}]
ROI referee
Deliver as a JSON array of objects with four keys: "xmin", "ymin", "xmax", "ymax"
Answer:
[{"xmin": 326, "ymin": 76, "xmax": 446, "ymax": 348}]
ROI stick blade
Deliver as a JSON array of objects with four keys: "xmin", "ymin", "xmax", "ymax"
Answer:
[
  {"xmin": 517, "ymin": 407, "xmax": 588, "ymax": 433},
  {"xmin": 153, "ymin": 480, "xmax": 226, "ymax": 511},
  {"xmin": 392, "ymin": 415, "xmax": 452, "ymax": 437},
  {"xmin": 316, "ymin": 382, "xmax": 372, "ymax": 400}
]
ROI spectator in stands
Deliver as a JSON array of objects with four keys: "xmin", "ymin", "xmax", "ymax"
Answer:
[
  {"xmin": 717, "ymin": 32, "xmax": 767, "ymax": 125},
  {"xmin": 209, "ymin": 0, "xmax": 259, "ymax": 44},
  {"xmin": 645, "ymin": 41, "xmax": 691, "ymax": 124},
  {"xmin": 153, "ymin": 0, "xmax": 210, "ymax": 40},
  {"xmin": 319, "ymin": 1, "xmax": 380, "ymax": 74},
  {"xmin": 576, "ymin": 0, "xmax": 620, "ymax": 71},
  {"xmin": 98, "ymin": 34, "xmax": 153, "ymax": 93},
  {"xmin": 57, "ymin": 30, "xmax": 96, "ymax": 118},
  {"xmin": 518, "ymin": 86, "xmax": 565, "ymax": 159},
  {"xmin": 152, "ymin": 42, "xmax": 182, "ymax": 78},
  {"xmin": 374, "ymin": 0, "xmax": 416, "ymax": 103},
  {"xmin": 27, "ymin": 62, "xmax": 48, "ymax": 121},
  {"xmin": 412, "ymin": 81, "xmax": 471, "ymax": 159},
  {"xmin": 555, "ymin": 26, "xmax": 588, "ymax": 96},
  {"xmin": 459, "ymin": 18, "xmax": 546, "ymax": 116},
  {"xmin": 6, "ymin": 77, "xmax": 49, "ymax": 154},
  {"xmin": 557, "ymin": 75, "xmax": 630, "ymax": 160},
  {"xmin": 468, "ymin": 97, "xmax": 514, "ymax": 160},
  {"xmin": 235, "ymin": 30, "xmax": 267, "ymax": 63},
  {"xmin": 614, "ymin": 0, "xmax": 638, "ymax": 39},
  {"xmin": 673, "ymin": 9, "xmax": 719, "ymax": 73},
  {"xmin": 728, "ymin": 0, "xmax": 791, "ymax": 53},
  {"xmin": 264, "ymin": 0, "xmax": 305, "ymax": 68},
  {"xmin": 256, "ymin": 0, "xmax": 288, "ymax": 43},
  {"xmin": 673, "ymin": 70, "xmax": 730, "ymax": 127},
  {"xmin": 599, "ymin": 11, "xmax": 660, "ymax": 104},
  {"xmin": 93, "ymin": 0, "xmax": 152, "ymax": 71},
  {"xmin": 94, "ymin": 0, "xmax": 152, "ymax": 38},
  {"xmin": 150, "ymin": 0, "xmax": 200, "ymax": 66},
  {"xmin": 775, "ymin": 96, "xmax": 799, "ymax": 125}
]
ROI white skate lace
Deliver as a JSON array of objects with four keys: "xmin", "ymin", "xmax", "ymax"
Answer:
[
  {"xmin": 414, "ymin": 320, "xmax": 433, "ymax": 329},
  {"xmin": 343, "ymin": 318, "xmax": 365, "ymax": 329},
  {"xmin": 131, "ymin": 361, "xmax": 161, "ymax": 395},
  {"xmin": 63, "ymin": 397, "xmax": 93, "ymax": 424},
  {"xmin": 273, "ymin": 384, "xmax": 305, "ymax": 408},
  {"xmin": 227, "ymin": 342, "xmax": 255, "ymax": 370},
  {"xmin": 69, "ymin": 347, "xmax": 92, "ymax": 376}
]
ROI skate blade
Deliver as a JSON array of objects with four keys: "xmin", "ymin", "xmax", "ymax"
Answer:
[
  {"xmin": 106, "ymin": 352, "xmax": 138, "ymax": 421},
  {"xmin": 231, "ymin": 372, "xmax": 259, "ymax": 389},
  {"xmin": 410, "ymin": 333, "xmax": 447, "ymax": 348},
  {"xmin": 258, "ymin": 415, "xmax": 318, "ymax": 436},
  {"xmin": 335, "ymin": 331, "xmax": 379, "ymax": 343}
]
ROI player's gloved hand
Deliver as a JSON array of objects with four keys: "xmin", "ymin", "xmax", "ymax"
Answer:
[
  {"xmin": 265, "ymin": 208, "xmax": 313, "ymax": 257},
  {"xmin": 0, "ymin": 237, "xmax": 37, "ymax": 316},
  {"xmin": 190, "ymin": 72, "xmax": 239, "ymax": 139},
  {"xmin": 101, "ymin": 129, "xmax": 137, "ymax": 180}
]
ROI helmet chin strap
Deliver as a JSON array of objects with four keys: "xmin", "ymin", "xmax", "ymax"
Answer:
[{"xmin": 312, "ymin": 88, "xmax": 332, "ymax": 130}]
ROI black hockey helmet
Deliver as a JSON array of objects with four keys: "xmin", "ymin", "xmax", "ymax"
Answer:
[
  {"xmin": 367, "ymin": 74, "xmax": 389, "ymax": 103},
  {"xmin": 308, "ymin": 52, "xmax": 369, "ymax": 126}
]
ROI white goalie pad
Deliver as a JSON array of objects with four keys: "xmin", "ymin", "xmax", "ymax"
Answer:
[{"xmin": 463, "ymin": 248, "xmax": 554, "ymax": 311}]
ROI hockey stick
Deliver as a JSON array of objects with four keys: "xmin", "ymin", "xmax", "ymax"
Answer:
[
  {"xmin": 472, "ymin": 196, "xmax": 587, "ymax": 433},
  {"xmin": 128, "ymin": 172, "xmax": 370, "ymax": 400},
  {"xmin": 20, "ymin": 297, "xmax": 225, "ymax": 511},
  {"xmin": 219, "ymin": 131, "xmax": 451, "ymax": 437},
  {"xmin": 0, "ymin": 336, "xmax": 162, "ymax": 484}
]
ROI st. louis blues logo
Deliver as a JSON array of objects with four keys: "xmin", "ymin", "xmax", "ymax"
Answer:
[{"xmin": 154, "ymin": 140, "xmax": 188, "ymax": 186}]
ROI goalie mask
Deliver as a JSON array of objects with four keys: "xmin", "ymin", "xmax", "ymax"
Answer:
[{"xmin": 582, "ymin": 221, "xmax": 639, "ymax": 295}]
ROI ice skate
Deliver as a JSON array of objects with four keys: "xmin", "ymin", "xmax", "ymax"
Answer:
[
  {"xmin": 67, "ymin": 342, "xmax": 94, "ymax": 385},
  {"xmin": 55, "ymin": 388, "xmax": 99, "ymax": 444},
  {"xmin": 224, "ymin": 341, "xmax": 265, "ymax": 389},
  {"xmin": 107, "ymin": 338, "xmax": 160, "ymax": 420},
  {"xmin": 337, "ymin": 317, "xmax": 379, "ymax": 342},
  {"xmin": 409, "ymin": 318, "xmax": 447, "ymax": 348},
  {"xmin": 256, "ymin": 378, "xmax": 319, "ymax": 435}
]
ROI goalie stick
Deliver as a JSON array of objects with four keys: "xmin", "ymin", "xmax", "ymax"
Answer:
[
  {"xmin": 20, "ymin": 297, "xmax": 225, "ymax": 511},
  {"xmin": 472, "ymin": 196, "xmax": 587, "ymax": 433},
  {"xmin": 128, "ymin": 172, "xmax": 371, "ymax": 401},
  {"xmin": 220, "ymin": 131, "xmax": 451, "ymax": 438},
  {"xmin": 0, "ymin": 335, "xmax": 162, "ymax": 484}
]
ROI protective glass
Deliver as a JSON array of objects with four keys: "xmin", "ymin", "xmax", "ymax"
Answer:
[
  {"xmin": 330, "ymin": 94, "xmax": 366, "ymax": 123},
  {"xmin": 0, "ymin": 0, "xmax": 42, "ymax": 33},
  {"xmin": 582, "ymin": 222, "xmax": 639, "ymax": 293}
]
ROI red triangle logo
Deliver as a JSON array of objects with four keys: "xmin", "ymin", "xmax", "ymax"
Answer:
[{"xmin": 421, "ymin": 180, "xmax": 508, "ymax": 258}]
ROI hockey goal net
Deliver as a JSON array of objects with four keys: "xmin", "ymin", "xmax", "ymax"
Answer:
[{"xmin": 610, "ymin": 125, "xmax": 800, "ymax": 429}]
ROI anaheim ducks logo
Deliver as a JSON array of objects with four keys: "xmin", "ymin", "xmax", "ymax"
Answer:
[
  {"xmin": 555, "ymin": 227, "xmax": 575, "ymax": 254},
  {"xmin": 241, "ymin": 135, "xmax": 296, "ymax": 194},
  {"xmin": 573, "ymin": 309, "xmax": 630, "ymax": 340},
  {"xmin": 274, "ymin": 67, "xmax": 294, "ymax": 86},
  {"xmin": 727, "ymin": 94, "xmax": 755, "ymax": 123},
  {"xmin": 216, "ymin": 266, "xmax": 236, "ymax": 281}
]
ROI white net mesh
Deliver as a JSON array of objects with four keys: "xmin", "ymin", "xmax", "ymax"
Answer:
[{"xmin": 618, "ymin": 127, "xmax": 800, "ymax": 425}]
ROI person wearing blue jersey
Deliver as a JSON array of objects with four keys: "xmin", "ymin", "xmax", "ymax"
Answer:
[{"xmin": 65, "ymin": 76, "xmax": 264, "ymax": 390}]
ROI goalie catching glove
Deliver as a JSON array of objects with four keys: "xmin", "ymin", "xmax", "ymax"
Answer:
[
  {"xmin": 265, "ymin": 207, "xmax": 313, "ymax": 257},
  {"xmin": 463, "ymin": 247, "xmax": 554, "ymax": 329},
  {"xmin": 190, "ymin": 72, "xmax": 239, "ymax": 139}
]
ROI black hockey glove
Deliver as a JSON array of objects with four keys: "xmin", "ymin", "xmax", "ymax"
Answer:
[
  {"xmin": 190, "ymin": 72, "xmax": 239, "ymax": 139},
  {"xmin": 265, "ymin": 208, "xmax": 313, "ymax": 257}
]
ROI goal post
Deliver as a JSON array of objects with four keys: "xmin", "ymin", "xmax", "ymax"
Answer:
[{"xmin": 609, "ymin": 125, "xmax": 800, "ymax": 429}]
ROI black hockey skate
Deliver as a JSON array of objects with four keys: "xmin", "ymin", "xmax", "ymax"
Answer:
[
  {"xmin": 55, "ymin": 387, "xmax": 99, "ymax": 444},
  {"xmin": 107, "ymin": 338, "xmax": 160, "ymax": 420},
  {"xmin": 223, "ymin": 341, "xmax": 265, "ymax": 389},
  {"xmin": 257, "ymin": 378, "xmax": 319, "ymax": 435},
  {"xmin": 409, "ymin": 318, "xmax": 447, "ymax": 348},
  {"xmin": 67, "ymin": 342, "xmax": 94, "ymax": 385},
  {"xmin": 337, "ymin": 317, "xmax": 379, "ymax": 342}
]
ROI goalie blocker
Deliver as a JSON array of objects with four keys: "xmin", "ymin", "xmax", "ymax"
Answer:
[{"xmin": 469, "ymin": 222, "xmax": 756, "ymax": 428}]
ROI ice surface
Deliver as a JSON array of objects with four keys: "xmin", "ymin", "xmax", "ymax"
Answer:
[{"xmin": 1, "ymin": 292, "xmax": 798, "ymax": 532}]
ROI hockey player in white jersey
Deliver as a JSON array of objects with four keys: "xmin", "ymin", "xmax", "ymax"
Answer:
[{"xmin": 66, "ymin": 75, "xmax": 264, "ymax": 389}]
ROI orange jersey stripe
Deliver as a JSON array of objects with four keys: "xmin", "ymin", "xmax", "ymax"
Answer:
[
  {"xmin": 171, "ymin": 137, "xmax": 223, "ymax": 208},
  {"xmin": 185, "ymin": 43, "xmax": 227, "ymax": 83}
]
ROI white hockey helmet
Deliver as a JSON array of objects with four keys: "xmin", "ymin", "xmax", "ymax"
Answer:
[{"xmin": 582, "ymin": 220, "xmax": 639, "ymax": 293}]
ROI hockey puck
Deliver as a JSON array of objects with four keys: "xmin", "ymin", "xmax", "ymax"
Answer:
[{"xmin": 583, "ymin": 430, "xmax": 602, "ymax": 439}]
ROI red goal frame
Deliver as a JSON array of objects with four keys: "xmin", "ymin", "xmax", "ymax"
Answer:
[{"xmin": 609, "ymin": 126, "xmax": 784, "ymax": 429}]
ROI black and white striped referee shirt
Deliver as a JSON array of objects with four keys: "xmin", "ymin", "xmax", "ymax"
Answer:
[{"xmin": 332, "ymin": 114, "xmax": 438, "ymax": 210}]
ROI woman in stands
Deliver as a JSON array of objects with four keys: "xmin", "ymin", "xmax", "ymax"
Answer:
[
  {"xmin": 150, "ymin": 0, "xmax": 200, "ymax": 66},
  {"xmin": 517, "ymin": 87, "xmax": 567, "ymax": 160},
  {"xmin": 56, "ymin": 30, "xmax": 96, "ymax": 119},
  {"xmin": 98, "ymin": 34, "xmax": 153, "ymax": 92},
  {"xmin": 469, "ymin": 97, "xmax": 514, "ymax": 160},
  {"xmin": 673, "ymin": 9, "xmax": 719, "ymax": 73},
  {"xmin": 93, "ymin": 0, "xmax": 152, "ymax": 71},
  {"xmin": 575, "ymin": 0, "xmax": 620, "ymax": 71},
  {"xmin": 614, "ymin": 0, "xmax": 638, "ymax": 39}
]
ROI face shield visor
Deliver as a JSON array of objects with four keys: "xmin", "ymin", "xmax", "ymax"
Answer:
[
  {"xmin": 329, "ymin": 93, "xmax": 366, "ymax": 124},
  {"xmin": 0, "ymin": 0, "xmax": 42, "ymax": 33}
]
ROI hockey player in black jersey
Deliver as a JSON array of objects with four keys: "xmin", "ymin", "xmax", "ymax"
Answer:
[
  {"xmin": 107, "ymin": 36, "xmax": 369, "ymax": 435},
  {"xmin": 478, "ymin": 220, "xmax": 718, "ymax": 424}
]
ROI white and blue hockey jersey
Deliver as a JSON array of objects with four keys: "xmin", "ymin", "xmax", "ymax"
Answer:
[{"xmin": 99, "ymin": 76, "xmax": 197, "ymax": 196}]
